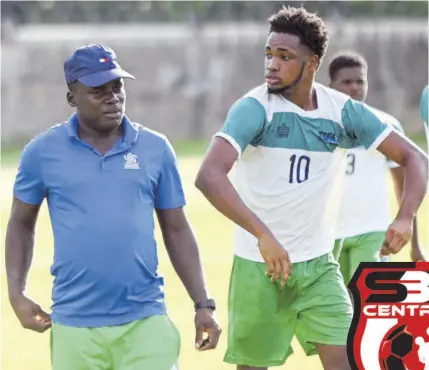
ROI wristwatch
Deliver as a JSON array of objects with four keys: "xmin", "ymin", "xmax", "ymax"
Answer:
[{"xmin": 194, "ymin": 298, "xmax": 216, "ymax": 312}]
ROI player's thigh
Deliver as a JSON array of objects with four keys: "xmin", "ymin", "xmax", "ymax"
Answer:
[
  {"xmin": 350, "ymin": 231, "xmax": 386, "ymax": 273},
  {"xmin": 315, "ymin": 343, "xmax": 350, "ymax": 370},
  {"xmin": 295, "ymin": 253, "xmax": 353, "ymax": 356},
  {"xmin": 110, "ymin": 315, "xmax": 180, "ymax": 370},
  {"xmin": 224, "ymin": 255, "xmax": 296, "ymax": 367},
  {"xmin": 51, "ymin": 322, "xmax": 112, "ymax": 370}
]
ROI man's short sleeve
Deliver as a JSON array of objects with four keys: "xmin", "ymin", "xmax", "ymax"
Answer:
[
  {"xmin": 215, "ymin": 97, "xmax": 266, "ymax": 156},
  {"xmin": 154, "ymin": 139, "xmax": 186, "ymax": 210},
  {"xmin": 13, "ymin": 138, "xmax": 46, "ymax": 205},
  {"xmin": 341, "ymin": 99, "xmax": 392, "ymax": 151}
]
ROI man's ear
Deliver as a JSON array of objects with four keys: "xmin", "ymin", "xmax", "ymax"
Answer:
[
  {"xmin": 309, "ymin": 54, "xmax": 320, "ymax": 71},
  {"xmin": 66, "ymin": 91, "xmax": 76, "ymax": 107}
]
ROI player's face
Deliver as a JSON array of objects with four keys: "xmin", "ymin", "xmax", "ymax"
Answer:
[
  {"xmin": 330, "ymin": 67, "xmax": 368, "ymax": 101},
  {"xmin": 69, "ymin": 79, "xmax": 126, "ymax": 133},
  {"xmin": 264, "ymin": 32, "xmax": 318, "ymax": 94}
]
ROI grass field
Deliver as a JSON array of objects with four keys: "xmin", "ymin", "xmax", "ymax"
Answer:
[{"xmin": 1, "ymin": 145, "xmax": 428, "ymax": 370}]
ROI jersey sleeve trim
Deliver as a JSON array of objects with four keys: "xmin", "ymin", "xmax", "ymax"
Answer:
[
  {"xmin": 215, "ymin": 132, "xmax": 242, "ymax": 158},
  {"xmin": 387, "ymin": 160, "xmax": 400, "ymax": 169},
  {"xmin": 367, "ymin": 125, "xmax": 393, "ymax": 152}
]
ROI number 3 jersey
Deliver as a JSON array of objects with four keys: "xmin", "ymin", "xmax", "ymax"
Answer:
[
  {"xmin": 215, "ymin": 83, "xmax": 392, "ymax": 263},
  {"xmin": 335, "ymin": 107, "xmax": 404, "ymax": 240}
]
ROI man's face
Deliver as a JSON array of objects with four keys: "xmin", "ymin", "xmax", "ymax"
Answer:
[
  {"xmin": 264, "ymin": 32, "xmax": 318, "ymax": 94},
  {"xmin": 330, "ymin": 66, "xmax": 368, "ymax": 102},
  {"xmin": 68, "ymin": 78, "xmax": 126, "ymax": 132}
]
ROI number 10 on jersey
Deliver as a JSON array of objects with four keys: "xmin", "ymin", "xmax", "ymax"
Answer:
[{"xmin": 289, "ymin": 155, "xmax": 310, "ymax": 184}]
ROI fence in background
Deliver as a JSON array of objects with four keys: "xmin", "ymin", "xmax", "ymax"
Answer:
[{"xmin": 1, "ymin": 19, "xmax": 428, "ymax": 143}]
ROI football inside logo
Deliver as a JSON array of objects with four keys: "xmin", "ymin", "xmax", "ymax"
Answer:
[
  {"xmin": 377, "ymin": 319, "xmax": 429, "ymax": 370},
  {"xmin": 379, "ymin": 324, "xmax": 413, "ymax": 370}
]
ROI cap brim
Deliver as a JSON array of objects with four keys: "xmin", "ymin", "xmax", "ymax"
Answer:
[{"xmin": 78, "ymin": 68, "xmax": 135, "ymax": 87}]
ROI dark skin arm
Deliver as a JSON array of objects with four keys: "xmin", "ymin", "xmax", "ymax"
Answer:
[
  {"xmin": 156, "ymin": 207, "xmax": 221, "ymax": 351},
  {"xmin": 5, "ymin": 197, "xmax": 51, "ymax": 332},
  {"xmin": 195, "ymin": 137, "xmax": 292, "ymax": 285},
  {"xmin": 377, "ymin": 131, "xmax": 428, "ymax": 255},
  {"xmin": 390, "ymin": 166, "xmax": 426, "ymax": 261}
]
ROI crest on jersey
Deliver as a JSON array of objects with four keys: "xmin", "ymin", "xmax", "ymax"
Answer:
[
  {"xmin": 348, "ymin": 262, "xmax": 429, "ymax": 370},
  {"xmin": 277, "ymin": 124, "xmax": 290, "ymax": 138}
]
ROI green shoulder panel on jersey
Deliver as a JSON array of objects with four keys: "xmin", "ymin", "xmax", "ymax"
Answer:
[
  {"xmin": 255, "ymin": 112, "xmax": 343, "ymax": 152},
  {"xmin": 420, "ymin": 85, "xmax": 428, "ymax": 127},
  {"xmin": 341, "ymin": 99, "xmax": 391, "ymax": 150},
  {"xmin": 218, "ymin": 96, "xmax": 267, "ymax": 153}
]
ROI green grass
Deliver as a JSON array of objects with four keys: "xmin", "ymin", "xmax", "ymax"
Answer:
[
  {"xmin": 410, "ymin": 131, "xmax": 428, "ymax": 151},
  {"xmin": 1, "ymin": 152, "xmax": 428, "ymax": 370},
  {"xmin": 1, "ymin": 139, "xmax": 212, "ymax": 165}
]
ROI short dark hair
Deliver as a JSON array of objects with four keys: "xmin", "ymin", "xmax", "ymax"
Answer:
[
  {"xmin": 329, "ymin": 51, "xmax": 368, "ymax": 80},
  {"xmin": 268, "ymin": 5, "xmax": 329, "ymax": 63}
]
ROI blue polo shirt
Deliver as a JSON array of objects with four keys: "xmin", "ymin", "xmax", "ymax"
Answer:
[{"xmin": 13, "ymin": 114, "xmax": 186, "ymax": 328}]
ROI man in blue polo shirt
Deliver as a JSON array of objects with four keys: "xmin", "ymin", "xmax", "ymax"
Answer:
[{"xmin": 5, "ymin": 44, "xmax": 221, "ymax": 370}]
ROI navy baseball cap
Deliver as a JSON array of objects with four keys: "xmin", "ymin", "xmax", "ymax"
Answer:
[{"xmin": 64, "ymin": 44, "xmax": 135, "ymax": 87}]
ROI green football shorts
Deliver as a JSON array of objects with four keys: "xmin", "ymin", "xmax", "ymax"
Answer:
[
  {"xmin": 224, "ymin": 253, "xmax": 353, "ymax": 367},
  {"xmin": 333, "ymin": 231, "xmax": 386, "ymax": 284},
  {"xmin": 51, "ymin": 314, "xmax": 180, "ymax": 370}
]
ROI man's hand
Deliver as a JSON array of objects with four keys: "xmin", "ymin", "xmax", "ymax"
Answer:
[
  {"xmin": 258, "ymin": 233, "xmax": 292, "ymax": 286},
  {"xmin": 194, "ymin": 309, "xmax": 222, "ymax": 351},
  {"xmin": 411, "ymin": 244, "xmax": 427, "ymax": 262},
  {"xmin": 10, "ymin": 294, "xmax": 51, "ymax": 333},
  {"xmin": 380, "ymin": 217, "xmax": 413, "ymax": 256}
]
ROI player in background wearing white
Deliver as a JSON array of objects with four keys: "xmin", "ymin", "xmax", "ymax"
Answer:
[{"xmin": 329, "ymin": 52, "xmax": 426, "ymax": 285}]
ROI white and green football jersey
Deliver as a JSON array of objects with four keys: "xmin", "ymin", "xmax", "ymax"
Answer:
[
  {"xmin": 335, "ymin": 107, "xmax": 404, "ymax": 240},
  {"xmin": 215, "ymin": 82, "xmax": 392, "ymax": 263}
]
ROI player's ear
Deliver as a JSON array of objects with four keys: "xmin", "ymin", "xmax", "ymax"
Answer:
[
  {"xmin": 309, "ymin": 55, "xmax": 319, "ymax": 71},
  {"xmin": 66, "ymin": 90, "xmax": 76, "ymax": 108}
]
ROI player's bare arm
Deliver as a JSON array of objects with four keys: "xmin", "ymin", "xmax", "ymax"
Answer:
[
  {"xmin": 390, "ymin": 166, "xmax": 426, "ymax": 262},
  {"xmin": 377, "ymin": 131, "xmax": 428, "ymax": 256},
  {"xmin": 5, "ymin": 197, "xmax": 51, "ymax": 333},
  {"xmin": 156, "ymin": 207, "xmax": 221, "ymax": 351},
  {"xmin": 195, "ymin": 137, "xmax": 292, "ymax": 285}
]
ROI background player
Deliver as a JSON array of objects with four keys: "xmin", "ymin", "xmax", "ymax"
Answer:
[{"xmin": 328, "ymin": 51, "xmax": 426, "ymax": 284}]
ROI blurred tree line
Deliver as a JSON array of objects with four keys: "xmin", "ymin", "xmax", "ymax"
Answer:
[{"xmin": 1, "ymin": 1, "xmax": 428, "ymax": 25}]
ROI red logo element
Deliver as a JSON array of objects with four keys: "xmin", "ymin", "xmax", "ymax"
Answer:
[{"xmin": 347, "ymin": 262, "xmax": 429, "ymax": 370}]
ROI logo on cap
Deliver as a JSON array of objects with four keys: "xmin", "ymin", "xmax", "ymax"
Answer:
[{"xmin": 64, "ymin": 44, "xmax": 135, "ymax": 87}]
